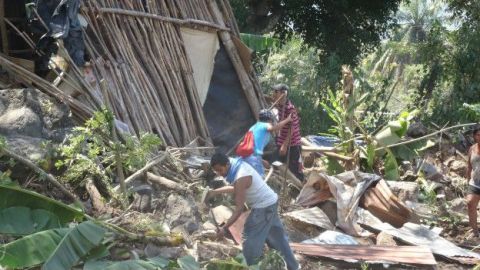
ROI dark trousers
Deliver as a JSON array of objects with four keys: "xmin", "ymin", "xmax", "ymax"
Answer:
[{"xmin": 277, "ymin": 145, "xmax": 304, "ymax": 181}]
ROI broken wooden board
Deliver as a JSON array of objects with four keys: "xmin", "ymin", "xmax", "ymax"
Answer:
[
  {"xmin": 283, "ymin": 207, "xmax": 334, "ymax": 230},
  {"xmin": 211, "ymin": 205, "xmax": 250, "ymax": 245},
  {"xmin": 290, "ymin": 243, "xmax": 437, "ymax": 266},
  {"xmin": 360, "ymin": 179, "xmax": 411, "ymax": 228}
]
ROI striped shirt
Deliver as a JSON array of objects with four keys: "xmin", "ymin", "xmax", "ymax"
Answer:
[{"xmin": 276, "ymin": 100, "xmax": 302, "ymax": 146}]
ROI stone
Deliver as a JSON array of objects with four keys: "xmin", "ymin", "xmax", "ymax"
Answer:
[
  {"xmin": 0, "ymin": 107, "xmax": 42, "ymax": 137},
  {"xmin": 449, "ymin": 198, "xmax": 466, "ymax": 214},
  {"xmin": 144, "ymin": 243, "xmax": 185, "ymax": 259},
  {"xmin": 131, "ymin": 185, "xmax": 152, "ymax": 213},
  {"xmin": 386, "ymin": 181, "xmax": 419, "ymax": 202},
  {"xmin": 196, "ymin": 241, "xmax": 241, "ymax": 261},
  {"xmin": 376, "ymin": 231, "xmax": 397, "ymax": 246},
  {"xmin": 448, "ymin": 160, "xmax": 467, "ymax": 177},
  {"xmin": 163, "ymin": 194, "xmax": 201, "ymax": 234},
  {"xmin": 407, "ymin": 122, "xmax": 428, "ymax": 138}
]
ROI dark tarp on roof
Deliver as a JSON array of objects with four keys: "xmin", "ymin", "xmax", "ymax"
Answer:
[{"xmin": 203, "ymin": 43, "xmax": 255, "ymax": 153}]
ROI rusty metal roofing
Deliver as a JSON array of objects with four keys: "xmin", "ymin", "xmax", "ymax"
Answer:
[{"xmin": 290, "ymin": 243, "xmax": 437, "ymax": 266}]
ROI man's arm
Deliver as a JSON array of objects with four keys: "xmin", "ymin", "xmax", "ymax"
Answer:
[
  {"xmin": 223, "ymin": 176, "xmax": 251, "ymax": 230},
  {"xmin": 268, "ymin": 114, "xmax": 292, "ymax": 133}
]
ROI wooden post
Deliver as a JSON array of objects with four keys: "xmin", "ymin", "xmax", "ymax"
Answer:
[
  {"xmin": 208, "ymin": 1, "xmax": 261, "ymax": 118},
  {"xmin": 0, "ymin": 0, "xmax": 9, "ymax": 55}
]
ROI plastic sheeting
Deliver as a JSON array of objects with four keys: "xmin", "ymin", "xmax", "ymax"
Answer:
[
  {"xmin": 203, "ymin": 43, "xmax": 255, "ymax": 152},
  {"xmin": 180, "ymin": 28, "xmax": 219, "ymax": 105}
]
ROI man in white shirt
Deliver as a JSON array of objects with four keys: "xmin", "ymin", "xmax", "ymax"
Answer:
[{"xmin": 207, "ymin": 153, "xmax": 299, "ymax": 270}]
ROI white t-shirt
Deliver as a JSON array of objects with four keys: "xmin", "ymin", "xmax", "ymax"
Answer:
[{"xmin": 233, "ymin": 161, "xmax": 278, "ymax": 209}]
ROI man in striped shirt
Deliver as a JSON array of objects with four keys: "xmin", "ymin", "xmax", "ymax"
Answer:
[{"xmin": 272, "ymin": 84, "xmax": 304, "ymax": 181}]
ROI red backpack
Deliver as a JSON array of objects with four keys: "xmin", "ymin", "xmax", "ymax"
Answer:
[{"xmin": 235, "ymin": 131, "xmax": 254, "ymax": 157}]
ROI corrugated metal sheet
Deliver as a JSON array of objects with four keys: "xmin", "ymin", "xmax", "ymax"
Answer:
[
  {"xmin": 290, "ymin": 243, "xmax": 437, "ymax": 266},
  {"xmin": 283, "ymin": 207, "xmax": 334, "ymax": 230},
  {"xmin": 360, "ymin": 179, "xmax": 411, "ymax": 228},
  {"xmin": 357, "ymin": 209, "xmax": 480, "ymax": 264}
]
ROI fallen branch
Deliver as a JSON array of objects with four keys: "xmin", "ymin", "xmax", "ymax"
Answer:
[
  {"xmin": 1, "ymin": 147, "xmax": 80, "ymax": 204},
  {"xmin": 113, "ymin": 152, "xmax": 168, "ymax": 193},
  {"xmin": 375, "ymin": 122, "xmax": 478, "ymax": 151},
  {"xmin": 146, "ymin": 172, "xmax": 187, "ymax": 192},
  {"xmin": 85, "ymin": 178, "xmax": 107, "ymax": 213}
]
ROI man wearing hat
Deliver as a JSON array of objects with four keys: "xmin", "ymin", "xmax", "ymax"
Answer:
[{"xmin": 271, "ymin": 84, "xmax": 304, "ymax": 181}]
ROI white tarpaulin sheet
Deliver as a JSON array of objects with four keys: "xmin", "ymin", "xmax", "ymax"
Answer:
[{"xmin": 180, "ymin": 28, "xmax": 219, "ymax": 105}]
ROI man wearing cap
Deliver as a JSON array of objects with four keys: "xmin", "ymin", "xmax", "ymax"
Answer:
[
  {"xmin": 271, "ymin": 84, "xmax": 304, "ymax": 181},
  {"xmin": 207, "ymin": 153, "xmax": 299, "ymax": 270},
  {"xmin": 243, "ymin": 109, "xmax": 292, "ymax": 175}
]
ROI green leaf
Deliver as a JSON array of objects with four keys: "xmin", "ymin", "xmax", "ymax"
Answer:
[
  {"xmin": 384, "ymin": 149, "xmax": 400, "ymax": 180},
  {"xmin": 366, "ymin": 143, "xmax": 376, "ymax": 169},
  {"xmin": 178, "ymin": 255, "xmax": 200, "ymax": 270},
  {"xmin": 42, "ymin": 221, "xmax": 106, "ymax": 270},
  {"xmin": 0, "ymin": 184, "xmax": 84, "ymax": 223},
  {"xmin": 324, "ymin": 157, "xmax": 345, "ymax": 175},
  {"xmin": 206, "ymin": 258, "xmax": 248, "ymax": 270},
  {"xmin": 0, "ymin": 207, "xmax": 62, "ymax": 235},
  {"xmin": 0, "ymin": 228, "xmax": 70, "ymax": 268},
  {"xmin": 84, "ymin": 257, "xmax": 169, "ymax": 270}
]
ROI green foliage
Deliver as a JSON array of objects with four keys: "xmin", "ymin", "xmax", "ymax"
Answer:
[
  {"xmin": 0, "ymin": 228, "xmax": 70, "ymax": 269},
  {"xmin": 55, "ymin": 108, "xmax": 162, "ymax": 188},
  {"xmin": 0, "ymin": 207, "xmax": 61, "ymax": 235},
  {"xmin": 384, "ymin": 149, "xmax": 400, "ymax": 180},
  {"xmin": 0, "ymin": 184, "xmax": 84, "ymax": 223},
  {"xmin": 417, "ymin": 175, "xmax": 437, "ymax": 206},
  {"xmin": 240, "ymin": 33, "xmax": 279, "ymax": 54},
  {"xmin": 84, "ymin": 257, "xmax": 169, "ymax": 270},
  {"xmin": 231, "ymin": 0, "xmax": 403, "ymax": 67},
  {"xmin": 177, "ymin": 255, "xmax": 200, "ymax": 270},
  {"xmin": 259, "ymin": 37, "xmax": 334, "ymax": 134}
]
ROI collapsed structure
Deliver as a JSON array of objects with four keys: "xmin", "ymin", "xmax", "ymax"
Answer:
[{"xmin": 0, "ymin": 0, "xmax": 265, "ymax": 149}]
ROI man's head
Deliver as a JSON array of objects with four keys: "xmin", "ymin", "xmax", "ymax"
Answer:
[
  {"xmin": 258, "ymin": 109, "xmax": 274, "ymax": 123},
  {"xmin": 474, "ymin": 127, "xmax": 480, "ymax": 143},
  {"xmin": 271, "ymin": 83, "xmax": 288, "ymax": 104},
  {"xmin": 210, "ymin": 152, "xmax": 230, "ymax": 177}
]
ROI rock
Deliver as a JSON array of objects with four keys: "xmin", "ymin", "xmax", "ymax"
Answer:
[
  {"xmin": 196, "ymin": 241, "xmax": 241, "ymax": 261},
  {"xmin": 163, "ymin": 194, "xmax": 201, "ymax": 234},
  {"xmin": 131, "ymin": 185, "xmax": 152, "ymax": 213},
  {"xmin": 376, "ymin": 231, "xmax": 397, "ymax": 246},
  {"xmin": 449, "ymin": 198, "xmax": 466, "ymax": 214},
  {"xmin": 448, "ymin": 159, "xmax": 467, "ymax": 177},
  {"xmin": 386, "ymin": 181, "xmax": 419, "ymax": 202},
  {"xmin": 400, "ymin": 170, "xmax": 417, "ymax": 182},
  {"xmin": 407, "ymin": 122, "xmax": 428, "ymax": 138},
  {"xmin": 144, "ymin": 243, "xmax": 185, "ymax": 259},
  {"xmin": 0, "ymin": 107, "xmax": 42, "ymax": 137}
]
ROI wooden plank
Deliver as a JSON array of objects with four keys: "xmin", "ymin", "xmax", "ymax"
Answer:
[
  {"xmin": 0, "ymin": 0, "xmax": 8, "ymax": 55},
  {"xmin": 290, "ymin": 243, "xmax": 437, "ymax": 266}
]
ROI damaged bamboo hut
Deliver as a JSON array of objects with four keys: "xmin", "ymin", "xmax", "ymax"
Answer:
[{"xmin": 0, "ymin": 0, "xmax": 266, "ymax": 149}]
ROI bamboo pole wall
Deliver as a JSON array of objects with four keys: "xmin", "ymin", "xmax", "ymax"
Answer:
[{"xmin": 0, "ymin": 0, "xmax": 265, "ymax": 147}]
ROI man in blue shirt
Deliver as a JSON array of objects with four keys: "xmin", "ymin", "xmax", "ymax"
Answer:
[{"xmin": 244, "ymin": 109, "xmax": 292, "ymax": 175}]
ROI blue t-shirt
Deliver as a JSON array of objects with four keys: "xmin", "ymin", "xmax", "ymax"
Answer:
[{"xmin": 249, "ymin": 122, "xmax": 270, "ymax": 156}]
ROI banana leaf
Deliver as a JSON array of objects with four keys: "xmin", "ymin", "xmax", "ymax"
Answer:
[
  {"xmin": 177, "ymin": 255, "xmax": 200, "ymax": 270},
  {"xmin": 83, "ymin": 257, "xmax": 169, "ymax": 270},
  {"xmin": 206, "ymin": 259, "xmax": 248, "ymax": 270},
  {"xmin": 0, "ymin": 206, "xmax": 61, "ymax": 235},
  {"xmin": 0, "ymin": 228, "xmax": 70, "ymax": 269},
  {"xmin": 42, "ymin": 221, "xmax": 106, "ymax": 270},
  {"xmin": 0, "ymin": 184, "xmax": 84, "ymax": 223},
  {"xmin": 384, "ymin": 149, "xmax": 400, "ymax": 180}
]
